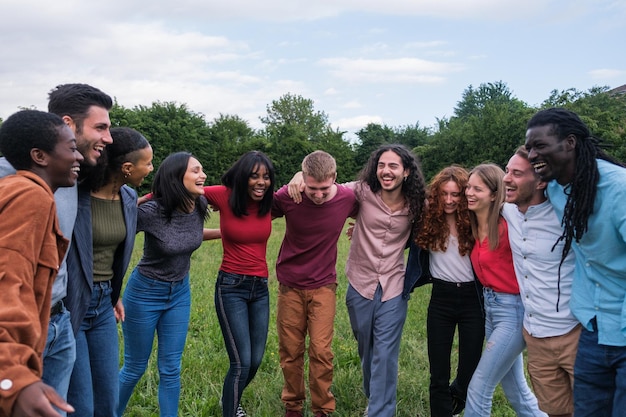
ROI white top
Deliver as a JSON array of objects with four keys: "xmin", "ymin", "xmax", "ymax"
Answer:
[
  {"xmin": 430, "ymin": 234, "xmax": 474, "ymax": 283},
  {"xmin": 502, "ymin": 201, "xmax": 579, "ymax": 337}
]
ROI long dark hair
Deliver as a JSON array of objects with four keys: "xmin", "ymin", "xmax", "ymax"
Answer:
[
  {"xmin": 152, "ymin": 151, "xmax": 208, "ymax": 222},
  {"xmin": 527, "ymin": 108, "xmax": 624, "ymax": 264},
  {"xmin": 358, "ymin": 144, "xmax": 426, "ymax": 237},
  {"xmin": 221, "ymin": 151, "xmax": 275, "ymax": 217}
]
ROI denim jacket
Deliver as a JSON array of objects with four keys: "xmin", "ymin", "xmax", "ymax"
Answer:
[{"xmin": 65, "ymin": 182, "xmax": 137, "ymax": 334}]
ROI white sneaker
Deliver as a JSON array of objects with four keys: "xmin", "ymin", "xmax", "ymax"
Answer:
[{"xmin": 236, "ymin": 404, "xmax": 247, "ymax": 417}]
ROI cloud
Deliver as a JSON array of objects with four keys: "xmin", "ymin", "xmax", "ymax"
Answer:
[
  {"xmin": 3, "ymin": 0, "xmax": 573, "ymax": 24},
  {"xmin": 318, "ymin": 57, "xmax": 464, "ymax": 84},
  {"xmin": 342, "ymin": 100, "xmax": 363, "ymax": 109},
  {"xmin": 589, "ymin": 68, "xmax": 626, "ymax": 80},
  {"xmin": 333, "ymin": 114, "xmax": 384, "ymax": 135}
]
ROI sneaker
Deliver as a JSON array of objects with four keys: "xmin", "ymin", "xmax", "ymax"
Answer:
[
  {"xmin": 285, "ymin": 410, "xmax": 303, "ymax": 417},
  {"xmin": 236, "ymin": 404, "xmax": 247, "ymax": 417},
  {"xmin": 451, "ymin": 395, "xmax": 465, "ymax": 415}
]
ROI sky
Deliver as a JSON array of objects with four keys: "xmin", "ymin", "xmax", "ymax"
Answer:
[{"xmin": 1, "ymin": 0, "xmax": 625, "ymax": 138}]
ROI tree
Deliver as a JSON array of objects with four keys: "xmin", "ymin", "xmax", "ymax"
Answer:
[
  {"xmin": 416, "ymin": 82, "xmax": 534, "ymax": 180},
  {"xmin": 205, "ymin": 114, "xmax": 263, "ymax": 183},
  {"xmin": 260, "ymin": 93, "xmax": 355, "ymax": 185},
  {"xmin": 109, "ymin": 101, "xmax": 213, "ymax": 192},
  {"xmin": 542, "ymin": 86, "xmax": 626, "ymax": 162},
  {"xmin": 353, "ymin": 123, "xmax": 396, "ymax": 168}
]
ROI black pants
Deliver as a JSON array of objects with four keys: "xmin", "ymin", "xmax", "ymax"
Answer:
[{"xmin": 427, "ymin": 278, "xmax": 485, "ymax": 417}]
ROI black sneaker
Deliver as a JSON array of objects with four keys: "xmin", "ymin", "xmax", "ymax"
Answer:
[{"xmin": 451, "ymin": 394, "xmax": 465, "ymax": 415}]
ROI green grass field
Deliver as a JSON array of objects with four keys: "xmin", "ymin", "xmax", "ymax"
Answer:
[{"xmin": 120, "ymin": 214, "xmax": 520, "ymax": 416}]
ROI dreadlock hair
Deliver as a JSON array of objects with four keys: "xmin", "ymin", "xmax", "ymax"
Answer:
[
  {"xmin": 527, "ymin": 108, "xmax": 624, "ymax": 265},
  {"xmin": 416, "ymin": 165, "xmax": 473, "ymax": 256},
  {"xmin": 357, "ymin": 144, "xmax": 426, "ymax": 237}
]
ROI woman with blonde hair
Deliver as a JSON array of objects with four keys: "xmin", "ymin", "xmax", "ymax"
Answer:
[{"xmin": 463, "ymin": 164, "xmax": 545, "ymax": 417}]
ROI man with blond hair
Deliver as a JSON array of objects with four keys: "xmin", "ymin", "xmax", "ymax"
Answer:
[{"xmin": 273, "ymin": 151, "xmax": 358, "ymax": 417}]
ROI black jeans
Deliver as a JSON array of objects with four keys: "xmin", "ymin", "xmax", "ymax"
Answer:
[{"xmin": 427, "ymin": 278, "xmax": 485, "ymax": 417}]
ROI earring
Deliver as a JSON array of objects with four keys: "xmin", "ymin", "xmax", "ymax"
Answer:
[
  {"xmin": 124, "ymin": 172, "xmax": 130, "ymax": 179},
  {"xmin": 403, "ymin": 176, "xmax": 408, "ymax": 182}
]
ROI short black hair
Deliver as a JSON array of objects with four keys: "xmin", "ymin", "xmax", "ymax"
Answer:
[
  {"xmin": 84, "ymin": 127, "xmax": 151, "ymax": 191},
  {"xmin": 48, "ymin": 83, "xmax": 113, "ymax": 131},
  {"xmin": 0, "ymin": 109, "xmax": 66, "ymax": 170}
]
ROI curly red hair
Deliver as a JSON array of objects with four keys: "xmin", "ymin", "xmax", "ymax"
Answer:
[{"xmin": 416, "ymin": 165, "xmax": 473, "ymax": 256}]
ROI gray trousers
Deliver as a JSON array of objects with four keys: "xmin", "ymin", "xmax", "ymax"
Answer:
[{"xmin": 346, "ymin": 283, "xmax": 408, "ymax": 417}]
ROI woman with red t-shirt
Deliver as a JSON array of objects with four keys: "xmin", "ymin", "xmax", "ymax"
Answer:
[
  {"xmin": 463, "ymin": 164, "xmax": 545, "ymax": 417},
  {"xmin": 202, "ymin": 151, "xmax": 275, "ymax": 417}
]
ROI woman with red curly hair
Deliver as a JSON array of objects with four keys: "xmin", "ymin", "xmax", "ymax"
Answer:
[{"xmin": 416, "ymin": 165, "xmax": 484, "ymax": 417}]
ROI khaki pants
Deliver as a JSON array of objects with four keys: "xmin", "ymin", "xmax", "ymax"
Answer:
[{"xmin": 277, "ymin": 283, "xmax": 337, "ymax": 414}]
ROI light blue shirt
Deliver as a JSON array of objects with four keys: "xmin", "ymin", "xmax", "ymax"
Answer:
[
  {"xmin": 502, "ymin": 201, "xmax": 578, "ymax": 338},
  {"xmin": 547, "ymin": 159, "xmax": 626, "ymax": 346}
]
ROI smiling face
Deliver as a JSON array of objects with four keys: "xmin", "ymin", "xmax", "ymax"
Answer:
[
  {"xmin": 525, "ymin": 124, "xmax": 576, "ymax": 185},
  {"xmin": 465, "ymin": 173, "xmax": 495, "ymax": 215},
  {"xmin": 440, "ymin": 180, "xmax": 462, "ymax": 216},
  {"xmin": 182, "ymin": 157, "xmax": 207, "ymax": 198},
  {"xmin": 46, "ymin": 125, "xmax": 84, "ymax": 190},
  {"xmin": 124, "ymin": 145, "xmax": 154, "ymax": 188},
  {"xmin": 303, "ymin": 174, "xmax": 336, "ymax": 205},
  {"xmin": 503, "ymin": 153, "xmax": 546, "ymax": 213},
  {"xmin": 248, "ymin": 163, "xmax": 271, "ymax": 202},
  {"xmin": 376, "ymin": 150, "xmax": 408, "ymax": 193},
  {"xmin": 69, "ymin": 105, "xmax": 112, "ymax": 166}
]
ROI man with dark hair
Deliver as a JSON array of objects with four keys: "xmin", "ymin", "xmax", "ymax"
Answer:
[
  {"xmin": 502, "ymin": 146, "xmax": 578, "ymax": 417},
  {"xmin": 0, "ymin": 109, "xmax": 82, "ymax": 417},
  {"xmin": 0, "ymin": 84, "xmax": 112, "ymax": 416},
  {"xmin": 525, "ymin": 108, "xmax": 626, "ymax": 417}
]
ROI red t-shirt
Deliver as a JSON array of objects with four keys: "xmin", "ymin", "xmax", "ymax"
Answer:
[
  {"xmin": 470, "ymin": 217, "xmax": 519, "ymax": 294},
  {"xmin": 203, "ymin": 185, "xmax": 271, "ymax": 277}
]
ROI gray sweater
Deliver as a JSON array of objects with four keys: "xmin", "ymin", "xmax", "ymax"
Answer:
[{"xmin": 136, "ymin": 199, "xmax": 206, "ymax": 282}]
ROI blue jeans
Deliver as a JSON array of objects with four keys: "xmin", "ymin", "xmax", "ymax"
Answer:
[
  {"xmin": 573, "ymin": 322, "xmax": 626, "ymax": 417},
  {"xmin": 68, "ymin": 281, "xmax": 119, "ymax": 417},
  {"xmin": 215, "ymin": 271, "xmax": 269, "ymax": 417},
  {"xmin": 346, "ymin": 284, "xmax": 408, "ymax": 417},
  {"xmin": 465, "ymin": 289, "xmax": 545, "ymax": 417},
  {"xmin": 42, "ymin": 304, "xmax": 76, "ymax": 417},
  {"xmin": 118, "ymin": 269, "xmax": 191, "ymax": 417}
]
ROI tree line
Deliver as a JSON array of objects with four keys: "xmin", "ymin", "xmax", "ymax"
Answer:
[{"xmin": 4, "ymin": 81, "xmax": 625, "ymax": 193}]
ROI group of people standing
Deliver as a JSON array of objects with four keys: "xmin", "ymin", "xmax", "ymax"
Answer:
[
  {"xmin": 0, "ymin": 81, "xmax": 625, "ymax": 417},
  {"xmin": 0, "ymin": 83, "xmax": 277, "ymax": 417},
  {"xmin": 415, "ymin": 108, "xmax": 626, "ymax": 417}
]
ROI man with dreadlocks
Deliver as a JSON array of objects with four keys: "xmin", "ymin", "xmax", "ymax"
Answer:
[{"xmin": 525, "ymin": 107, "xmax": 626, "ymax": 417}]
